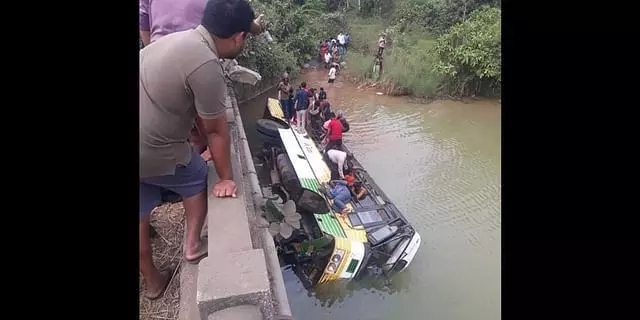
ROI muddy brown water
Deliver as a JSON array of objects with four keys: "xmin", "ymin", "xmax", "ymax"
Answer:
[{"xmin": 238, "ymin": 69, "xmax": 501, "ymax": 320}]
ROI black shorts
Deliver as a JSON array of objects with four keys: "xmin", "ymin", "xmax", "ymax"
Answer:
[{"xmin": 328, "ymin": 78, "xmax": 335, "ymax": 83}]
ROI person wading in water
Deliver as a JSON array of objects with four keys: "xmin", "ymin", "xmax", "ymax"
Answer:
[
  {"xmin": 318, "ymin": 87, "xmax": 327, "ymax": 101},
  {"xmin": 328, "ymin": 64, "xmax": 337, "ymax": 84}
]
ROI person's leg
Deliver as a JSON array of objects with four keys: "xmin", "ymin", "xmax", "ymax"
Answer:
[
  {"xmin": 296, "ymin": 110, "xmax": 302, "ymax": 128},
  {"xmin": 335, "ymin": 139, "xmax": 343, "ymax": 150},
  {"xmin": 280, "ymin": 99, "xmax": 289, "ymax": 120},
  {"xmin": 140, "ymin": 182, "xmax": 173, "ymax": 298},
  {"xmin": 337, "ymin": 189, "xmax": 352, "ymax": 203},
  {"xmin": 143, "ymin": 149, "xmax": 209, "ymax": 263},
  {"xmin": 325, "ymin": 139, "xmax": 337, "ymax": 151},
  {"xmin": 300, "ymin": 109, "xmax": 307, "ymax": 131},
  {"xmin": 289, "ymin": 102, "xmax": 296, "ymax": 122},
  {"xmin": 333, "ymin": 197, "xmax": 346, "ymax": 211}
]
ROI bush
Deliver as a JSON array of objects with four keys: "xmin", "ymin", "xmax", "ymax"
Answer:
[
  {"xmin": 382, "ymin": 38, "xmax": 440, "ymax": 97},
  {"xmin": 432, "ymin": 5, "xmax": 501, "ymax": 97},
  {"xmin": 236, "ymin": 0, "xmax": 347, "ymax": 80}
]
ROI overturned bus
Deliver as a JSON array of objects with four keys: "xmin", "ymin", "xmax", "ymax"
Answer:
[{"xmin": 255, "ymin": 97, "xmax": 421, "ymax": 288}]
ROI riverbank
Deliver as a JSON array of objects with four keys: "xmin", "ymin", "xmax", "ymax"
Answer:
[{"xmin": 338, "ymin": 3, "xmax": 501, "ymax": 100}]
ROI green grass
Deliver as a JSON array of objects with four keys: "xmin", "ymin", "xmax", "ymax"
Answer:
[
  {"xmin": 345, "ymin": 19, "xmax": 441, "ymax": 97},
  {"xmin": 382, "ymin": 35, "xmax": 440, "ymax": 97}
]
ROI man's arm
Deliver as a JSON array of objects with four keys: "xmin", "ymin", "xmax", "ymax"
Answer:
[
  {"xmin": 356, "ymin": 188, "xmax": 368, "ymax": 200},
  {"xmin": 250, "ymin": 14, "xmax": 265, "ymax": 35},
  {"xmin": 188, "ymin": 61, "xmax": 232, "ymax": 181},
  {"xmin": 139, "ymin": 0, "xmax": 151, "ymax": 46},
  {"xmin": 277, "ymin": 82, "xmax": 283, "ymax": 100}
]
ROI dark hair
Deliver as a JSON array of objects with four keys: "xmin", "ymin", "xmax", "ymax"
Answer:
[
  {"xmin": 202, "ymin": 0, "xmax": 255, "ymax": 39},
  {"xmin": 329, "ymin": 112, "xmax": 336, "ymax": 118},
  {"xmin": 314, "ymin": 100, "xmax": 320, "ymax": 106},
  {"xmin": 320, "ymin": 87, "xmax": 324, "ymax": 91},
  {"xmin": 300, "ymin": 82, "xmax": 307, "ymax": 88}
]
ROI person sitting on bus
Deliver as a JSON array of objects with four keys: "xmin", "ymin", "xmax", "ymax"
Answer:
[
  {"xmin": 325, "ymin": 179, "xmax": 352, "ymax": 214},
  {"xmin": 350, "ymin": 181, "xmax": 368, "ymax": 200}
]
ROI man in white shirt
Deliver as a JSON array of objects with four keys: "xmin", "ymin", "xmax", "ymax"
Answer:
[
  {"xmin": 324, "ymin": 51, "xmax": 332, "ymax": 68},
  {"xmin": 327, "ymin": 148, "xmax": 348, "ymax": 179},
  {"xmin": 337, "ymin": 32, "xmax": 345, "ymax": 54},
  {"xmin": 328, "ymin": 65, "xmax": 337, "ymax": 83},
  {"xmin": 378, "ymin": 34, "xmax": 386, "ymax": 56}
]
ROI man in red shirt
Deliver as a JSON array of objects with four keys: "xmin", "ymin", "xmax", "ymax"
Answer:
[{"xmin": 325, "ymin": 112, "xmax": 344, "ymax": 151}]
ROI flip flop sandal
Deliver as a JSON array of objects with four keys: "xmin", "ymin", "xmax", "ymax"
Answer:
[
  {"xmin": 145, "ymin": 264, "xmax": 178, "ymax": 300},
  {"xmin": 185, "ymin": 242, "xmax": 208, "ymax": 264}
]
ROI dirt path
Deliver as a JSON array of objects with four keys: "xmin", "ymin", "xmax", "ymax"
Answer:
[{"xmin": 139, "ymin": 202, "xmax": 185, "ymax": 320}]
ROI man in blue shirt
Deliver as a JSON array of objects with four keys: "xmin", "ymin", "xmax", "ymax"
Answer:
[
  {"xmin": 294, "ymin": 82, "xmax": 310, "ymax": 132},
  {"xmin": 325, "ymin": 178, "xmax": 353, "ymax": 214}
]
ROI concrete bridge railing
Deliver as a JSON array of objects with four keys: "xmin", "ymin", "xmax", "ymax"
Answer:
[{"xmin": 179, "ymin": 63, "xmax": 292, "ymax": 320}]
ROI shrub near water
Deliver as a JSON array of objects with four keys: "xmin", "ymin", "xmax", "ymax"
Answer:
[
  {"xmin": 343, "ymin": 0, "xmax": 501, "ymax": 98},
  {"xmin": 344, "ymin": 24, "xmax": 440, "ymax": 97},
  {"xmin": 432, "ymin": 6, "xmax": 501, "ymax": 97}
]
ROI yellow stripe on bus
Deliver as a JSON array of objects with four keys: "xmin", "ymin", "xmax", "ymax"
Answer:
[{"xmin": 268, "ymin": 98, "xmax": 284, "ymax": 120}]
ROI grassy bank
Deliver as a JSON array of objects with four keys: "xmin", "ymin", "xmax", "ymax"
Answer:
[
  {"xmin": 341, "ymin": 1, "xmax": 501, "ymax": 99},
  {"xmin": 236, "ymin": 0, "xmax": 500, "ymax": 99},
  {"xmin": 343, "ymin": 18, "xmax": 440, "ymax": 97}
]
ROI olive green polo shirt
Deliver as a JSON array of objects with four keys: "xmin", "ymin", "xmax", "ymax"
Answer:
[{"xmin": 139, "ymin": 25, "xmax": 227, "ymax": 178}]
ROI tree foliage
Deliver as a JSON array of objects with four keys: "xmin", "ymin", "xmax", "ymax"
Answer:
[
  {"xmin": 393, "ymin": 0, "xmax": 500, "ymax": 35},
  {"xmin": 432, "ymin": 5, "xmax": 501, "ymax": 96},
  {"xmin": 236, "ymin": 0, "xmax": 347, "ymax": 80}
]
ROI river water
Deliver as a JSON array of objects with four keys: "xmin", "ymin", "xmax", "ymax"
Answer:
[{"xmin": 238, "ymin": 70, "xmax": 501, "ymax": 320}]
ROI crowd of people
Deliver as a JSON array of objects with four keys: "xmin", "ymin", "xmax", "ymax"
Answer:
[
  {"xmin": 277, "ymin": 77, "xmax": 340, "ymax": 133},
  {"xmin": 319, "ymin": 32, "xmax": 349, "ymax": 68},
  {"xmin": 276, "ymin": 74, "xmax": 370, "ymax": 216}
]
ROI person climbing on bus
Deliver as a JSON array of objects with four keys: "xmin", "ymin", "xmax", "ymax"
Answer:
[
  {"xmin": 324, "ymin": 112, "xmax": 344, "ymax": 151},
  {"xmin": 326, "ymin": 148, "xmax": 349, "ymax": 179},
  {"xmin": 348, "ymin": 178, "xmax": 368, "ymax": 200},
  {"xmin": 324, "ymin": 179, "xmax": 353, "ymax": 214}
]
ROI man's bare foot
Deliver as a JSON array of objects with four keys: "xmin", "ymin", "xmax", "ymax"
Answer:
[
  {"xmin": 145, "ymin": 265, "xmax": 176, "ymax": 300},
  {"xmin": 185, "ymin": 240, "xmax": 208, "ymax": 264}
]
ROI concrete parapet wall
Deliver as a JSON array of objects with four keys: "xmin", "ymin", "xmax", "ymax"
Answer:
[{"xmin": 181, "ymin": 81, "xmax": 292, "ymax": 320}]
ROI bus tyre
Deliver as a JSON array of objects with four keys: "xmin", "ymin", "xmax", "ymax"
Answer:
[{"xmin": 256, "ymin": 118, "xmax": 287, "ymax": 138}]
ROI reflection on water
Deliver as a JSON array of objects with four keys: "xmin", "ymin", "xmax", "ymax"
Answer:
[{"xmin": 238, "ymin": 70, "xmax": 501, "ymax": 320}]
